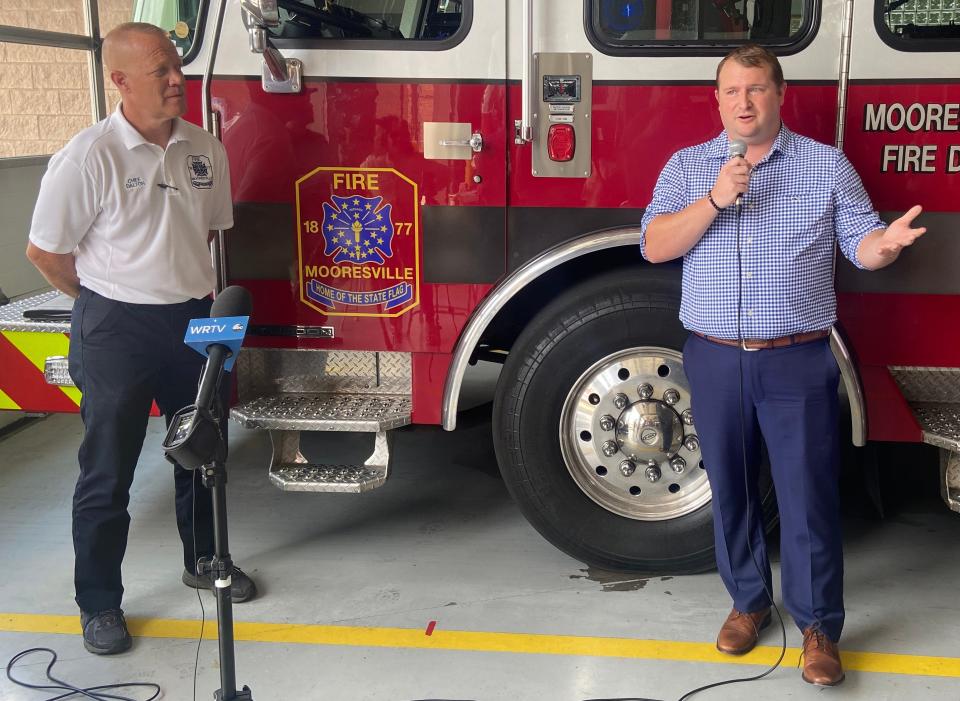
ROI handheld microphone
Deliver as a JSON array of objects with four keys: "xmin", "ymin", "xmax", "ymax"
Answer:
[
  {"xmin": 728, "ymin": 139, "xmax": 747, "ymax": 209},
  {"xmin": 162, "ymin": 285, "xmax": 252, "ymax": 470}
]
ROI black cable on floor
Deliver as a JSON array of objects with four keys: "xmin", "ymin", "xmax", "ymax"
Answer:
[{"xmin": 5, "ymin": 647, "xmax": 160, "ymax": 701}]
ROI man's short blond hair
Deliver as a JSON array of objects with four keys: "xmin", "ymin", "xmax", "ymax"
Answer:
[{"xmin": 716, "ymin": 44, "xmax": 785, "ymax": 89}]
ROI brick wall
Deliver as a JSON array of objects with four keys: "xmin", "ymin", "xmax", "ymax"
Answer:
[{"xmin": 0, "ymin": 0, "xmax": 133, "ymax": 158}]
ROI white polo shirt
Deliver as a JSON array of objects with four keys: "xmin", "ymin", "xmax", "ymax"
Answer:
[{"xmin": 29, "ymin": 104, "xmax": 233, "ymax": 304}]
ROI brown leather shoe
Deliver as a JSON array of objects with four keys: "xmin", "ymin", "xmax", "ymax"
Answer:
[
  {"xmin": 715, "ymin": 607, "xmax": 771, "ymax": 655},
  {"xmin": 801, "ymin": 627, "xmax": 845, "ymax": 686}
]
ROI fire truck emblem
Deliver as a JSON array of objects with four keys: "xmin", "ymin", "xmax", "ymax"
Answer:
[
  {"xmin": 320, "ymin": 195, "xmax": 394, "ymax": 265},
  {"xmin": 296, "ymin": 167, "xmax": 419, "ymax": 317}
]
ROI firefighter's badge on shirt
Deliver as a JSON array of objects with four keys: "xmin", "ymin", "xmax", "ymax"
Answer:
[
  {"xmin": 187, "ymin": 154, "xmax": 213, "ymax": 189},
  {"xmin": 296, "ymin": 166, "xmax": 420, "ymax": 317}
]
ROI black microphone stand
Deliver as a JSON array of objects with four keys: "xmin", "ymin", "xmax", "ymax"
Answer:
[
  {"xmin": 166, "ymin": 344, "xmax": 252, "ymax": 701},
  {"xmin": 197, "ymin": 347, "xmax": 252, "ymax": 701}
]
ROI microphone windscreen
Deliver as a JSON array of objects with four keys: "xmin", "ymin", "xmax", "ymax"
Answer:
[
  {"xmin": 728, "ymin": 139, "xmax": 747, "ymax": 158},
  {"xmin": 211, "ymin": 285, "xmax": 252, "ymax": 318}
]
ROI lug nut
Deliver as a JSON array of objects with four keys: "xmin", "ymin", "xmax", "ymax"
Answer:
[
  {"xmin": 619, "ymin": 460, "xmax": 637, "ymax": 476},
  {"xmin": 663, "ymin": 388, "xmax": 680, "ymax": 405},
  {"xmin": 681, "ymin": 409, "xmax": 694, "ymax": 426},
  {"xmin": 683, "ymin": 435, "xmax": 700, "ymax": 451},
  {"xmin": 599, "ymin": 415, "xmax": 615, "ymax": 431},
  {"xmin": 601, "ymin": 440, "xmax": 619, "ymax": 457},
  {"xmin": 613, "ymin": 393, "xmax": 629, "ymax": 410},
  {"xmin": 645, "ymin": 463, "xmax": 662, "ymax": 483},
  {"xmin": 670, "ymin": 456, "xmax": 686, "ymax": 474},
  {"xmin": 637, "ymin": 383, "xmax": 653, "ymax": 400}
]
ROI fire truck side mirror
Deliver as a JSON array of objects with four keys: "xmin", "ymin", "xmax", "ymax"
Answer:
[
  {"xmin": 240, "ymin": 0, "xmax": 280, "ymax": 29},
  {"xmin": 239, "ymin": 1, "xmax": 303, "ymax": 95}
]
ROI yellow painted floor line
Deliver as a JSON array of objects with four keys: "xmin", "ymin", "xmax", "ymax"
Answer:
[{"xmin": 3, "ymin": 613, "xmax": 958, "ymax": 679}]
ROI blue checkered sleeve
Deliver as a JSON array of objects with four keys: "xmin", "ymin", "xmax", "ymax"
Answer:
[
  {"xmin": 834, "ymin": 152, "xmax": 886, "ymax": 269},
  {"xmin": 640, "ymin": 153, "xmax": 687, "ymax": 261}
]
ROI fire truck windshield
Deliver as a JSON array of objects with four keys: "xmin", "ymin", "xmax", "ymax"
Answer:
[
  {"xmin": 272, "ymin": 0, "xmax": 463, "ymax": 41},
  {"xmin": 132, "ymin": 0, "xmax": 203, "ymax": 57}
]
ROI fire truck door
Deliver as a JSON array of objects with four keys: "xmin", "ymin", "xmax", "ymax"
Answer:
[
  {"xmin": 837, "ymin": 0, "xmax": 960, "ymax": 441},
  {"xmin": 215, "ymin": 0, "xmax": 507, "ymax": 355}
]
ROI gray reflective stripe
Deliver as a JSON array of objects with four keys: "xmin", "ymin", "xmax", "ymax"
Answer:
[{"xmin": 836, "ymin": 211, "xmax": 960, "ymax": 295}]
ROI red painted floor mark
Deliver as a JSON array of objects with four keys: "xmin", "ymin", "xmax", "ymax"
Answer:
[{"xmin": 425, "ymin": 620, "xmax": 437, "ymax": 636}]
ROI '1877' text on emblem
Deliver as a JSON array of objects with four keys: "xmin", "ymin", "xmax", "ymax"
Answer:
[{"xmin": 297, "ymin": 168, "xmax": 419, "ymax": 317}]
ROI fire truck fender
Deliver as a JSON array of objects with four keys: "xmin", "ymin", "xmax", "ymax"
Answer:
[
  {"xmin": 441, "ymin": 227, "xmax": 643, "ymax": 431},
  {"xmin": 830, "ymin": 326, "xmax": 867, "ymax": 447}
]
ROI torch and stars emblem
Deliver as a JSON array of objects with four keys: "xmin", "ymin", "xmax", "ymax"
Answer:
[{"xmin": 320, "ymin": 195, "xmax": 394, "ymax": 265}]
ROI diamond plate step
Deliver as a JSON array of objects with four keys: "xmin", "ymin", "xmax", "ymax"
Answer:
[
  {"xmin": 888, "ymin": 367, "xmax": 960, "ymax": 451},
  {"xmin": 231, "ymin": 393, "xmax": 409, "ymax": 493},
  {"xmin": 230, "ymin": 392, "xmax": 411, "ymax": 432},
  {"xmin": 912, "ymin": 403, "xmax": 960, "ymax": 453},
  {"xmin": 0, "ymin": 290, "xmax": 70, "ymax": 333},
  {"xmin": 888, "ymin": 368, "xmax": 960, "ymax": 513},
  {"xmin": 909, "ymin": 403, "xmax": 960, "ymax": 513},
  {"xmin": 266, "ymin": 429, "xmax": 394, "ymax": 493}
]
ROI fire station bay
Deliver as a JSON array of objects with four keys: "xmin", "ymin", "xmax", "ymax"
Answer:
[{"xmin": 4, "ymin": 1, "xmax": 960, "ymax": 699}]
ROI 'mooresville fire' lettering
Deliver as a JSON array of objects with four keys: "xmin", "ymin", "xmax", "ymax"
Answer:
[{"xmin": 863, "ymin": 103, "xmax": 960, "ymax": 173}]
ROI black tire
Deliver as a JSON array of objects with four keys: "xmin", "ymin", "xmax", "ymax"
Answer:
[{"xmin": 492, "ymin": 267, "xmax": 776, "ymax": 574}]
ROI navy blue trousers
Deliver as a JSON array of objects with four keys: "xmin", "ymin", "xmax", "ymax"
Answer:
[
  {"xmin": 68, "ymin": 288, "xmax": 219, "ymax": 613},
  {"xmin": 683, "ymin": 333, "xmax": 845, "ymax": 641}
]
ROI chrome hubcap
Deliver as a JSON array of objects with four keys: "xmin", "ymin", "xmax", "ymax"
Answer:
[
  {"xmin": 559, "ymin": 347, "xmax": 710, "ymax": 521},
  {"xmin": 616, "ymin": 401, "xmax": 684, "ymax": 461}
]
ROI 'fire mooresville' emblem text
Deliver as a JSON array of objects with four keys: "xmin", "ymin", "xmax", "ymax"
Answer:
[{"xmin": 297, "ymin": 167, "xmax": 419, "ymax": 317}]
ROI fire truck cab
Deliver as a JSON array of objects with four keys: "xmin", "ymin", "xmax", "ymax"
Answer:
[{"xmin": 2, "ymin": 0, "xmax": 959, "ymax": 574}]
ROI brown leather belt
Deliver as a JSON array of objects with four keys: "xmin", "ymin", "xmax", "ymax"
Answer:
[{"xmin": 693, "ymin": 329, "xmax": 830, "ymax": 350}]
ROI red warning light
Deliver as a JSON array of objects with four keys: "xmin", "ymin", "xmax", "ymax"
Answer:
[{"xmin": 547, "ymin": 124, "xmax": 575, "ymax": 162}]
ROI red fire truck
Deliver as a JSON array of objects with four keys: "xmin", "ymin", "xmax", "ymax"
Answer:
[{"xmin": 2, "ymin": 0, "xmax": 958, "ymax": 574}]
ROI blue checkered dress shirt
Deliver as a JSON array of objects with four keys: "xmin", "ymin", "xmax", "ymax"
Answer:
[{"xmin": 640, "ymin": 126, "xmax": 885, "ymax": 340}]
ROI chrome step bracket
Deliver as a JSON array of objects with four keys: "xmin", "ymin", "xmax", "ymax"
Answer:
[
  {"xmin": 888, "ymin": 367, "xmax": 960, "ymax": 513},
  {"xmin": 939, "ymin": 448, "xmax": 960, "ymax": 514},
  {"xmin": 266, "ymin": 429, "xmax": 394, "ymax": 493},
  {"xmin": 230, "ymin": 392, "xmax": 410, "ymax": 494},
  {"xmin": 912, "ymin": 403, "xmax": 960, "ymax": 513},
  {"xmin": 230, "ymin": 392, "xmax": 411, "ymax": 432}
]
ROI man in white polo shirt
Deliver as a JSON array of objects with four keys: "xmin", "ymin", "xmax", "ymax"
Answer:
[{"xmin": 26, "ymin": 22, "xmax": 257, "ymax": 655}]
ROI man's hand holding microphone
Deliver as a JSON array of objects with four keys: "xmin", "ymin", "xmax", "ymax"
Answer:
[
  {"xmin": 643, "ymin": 140, "xmax": 750, "ymax": 262},
  {"xmin": 710, "ymin": 139, "xmax": 750, "ymax": 210}
]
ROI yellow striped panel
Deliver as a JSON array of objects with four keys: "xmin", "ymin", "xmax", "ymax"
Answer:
[
  {"xmin": 1, "ymin": 331, "xmax": 81, "ymax": 405},
  {"xmin": 2, "ymin": 613, "xmax": 959, "ymax": 678},
  {"xmin": 0, "ymin": 388, "xmax": 20, "ymax": 410}
]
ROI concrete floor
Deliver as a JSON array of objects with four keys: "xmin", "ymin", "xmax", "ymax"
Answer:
[{"xmin": 2, "ymin": 364, "xmax": 960, "ymax": 700}]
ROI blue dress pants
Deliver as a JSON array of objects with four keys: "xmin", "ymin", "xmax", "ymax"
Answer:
[
  {"xmin": 682, "ymin": 333, "xmax": 845, "ymax": 641},
  {"xmin": 68, "ymin": 288, "xmax": 219, "ymax": 613}
]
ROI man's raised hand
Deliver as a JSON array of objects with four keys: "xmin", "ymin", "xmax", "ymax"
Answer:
[{"xmin": 877, "ymin": 204, "xmax": 926, "ymax": 257}]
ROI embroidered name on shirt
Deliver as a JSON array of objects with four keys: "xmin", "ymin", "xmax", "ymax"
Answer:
[
  {"xmin": 124, "ymin": 176, "xmax": 145, "ymax": 190},
  {"xmin": 187, "ymin": 155, "xmax": 213, "ymax": 189}
]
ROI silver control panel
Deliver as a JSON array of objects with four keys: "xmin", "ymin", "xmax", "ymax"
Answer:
[{"xmin": 532, "ymin": 53, "xmax": 592, "ymax": 179}]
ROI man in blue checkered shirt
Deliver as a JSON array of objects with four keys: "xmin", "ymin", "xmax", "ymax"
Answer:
[{"xmin": 640, "ymin": 45, "xmax": 924, "ymax": 687}]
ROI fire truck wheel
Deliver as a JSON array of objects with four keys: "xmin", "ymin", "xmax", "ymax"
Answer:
[{"xmin": 492, "ymin": 267, "xmax": 776, "ymax": 574}]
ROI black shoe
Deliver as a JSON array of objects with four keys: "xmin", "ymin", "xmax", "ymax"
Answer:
[
  {"xmin": 80, "ymin": 609, "xmax": 132, "ymax": 655},
  {"xmin": 182, "ymin": 566, "xmax": 258, "ymax": 603}
]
